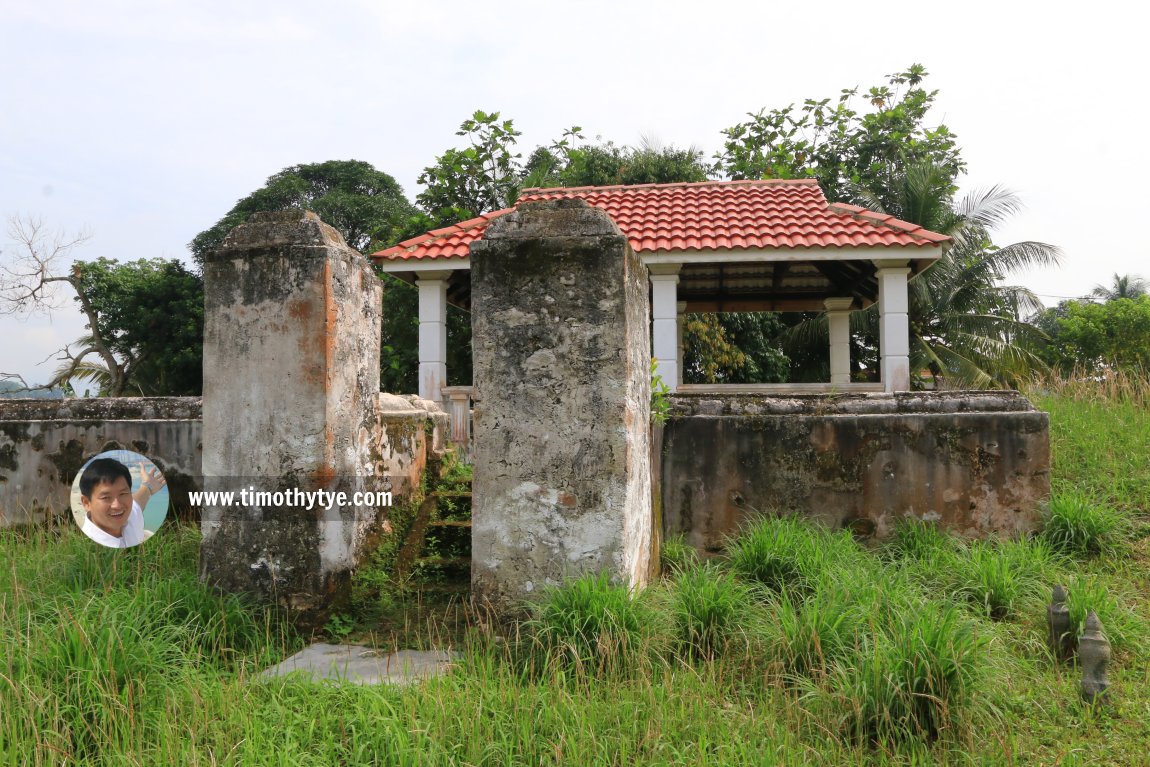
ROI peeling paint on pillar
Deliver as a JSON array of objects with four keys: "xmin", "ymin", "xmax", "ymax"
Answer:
[{"xmin": 470, "ymin": 199, "xmax": 653, "ymax": 614}]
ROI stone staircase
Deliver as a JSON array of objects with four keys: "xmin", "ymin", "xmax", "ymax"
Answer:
[{"xmin": 394, "ymin": 484, "xmax": 472, "ymax": 593}]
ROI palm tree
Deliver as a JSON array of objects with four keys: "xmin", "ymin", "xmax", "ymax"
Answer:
[
  {"xmin": 852, "ymin": 162, "xmax": 1063, "ymax": 387},
  {"xmin": 1090, "ymin": 273, "xmax": 1149, "ymax": 301}
]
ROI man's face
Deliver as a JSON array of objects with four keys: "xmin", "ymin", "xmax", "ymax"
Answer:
[{"xmin": 82, "ymin": 477, "xmax": 133, "ymax": 537}]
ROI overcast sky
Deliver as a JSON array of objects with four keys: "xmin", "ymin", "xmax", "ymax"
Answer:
[{"xmin": 1, "ymin": 0, "xmax": 1145, "ymax": 386}]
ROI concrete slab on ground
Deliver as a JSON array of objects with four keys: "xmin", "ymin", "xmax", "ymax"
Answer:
[{"xmin": 259, "ymin": 643, "xmax": 460, "ymax": 686}]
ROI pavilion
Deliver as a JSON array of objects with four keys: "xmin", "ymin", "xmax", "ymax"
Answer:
[{"xmin": 371, "ymin": 178, "xmax": 950, "ymax": 409}]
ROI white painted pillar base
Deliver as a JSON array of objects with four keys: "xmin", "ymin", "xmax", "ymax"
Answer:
[
  {"xmin": 824, "ymin": 297, "xmax": 853, "ymax": 385},
  {"xmin": 650, "ymin": 268, "xmax": 681, "ymax": 391},
  {"xmin": 416, "ymin": 271, "xmax": 451, "ymax": 402},
  {"xmin": 875, "ymin": 261, "xmax": 911, "ymax": 392}
]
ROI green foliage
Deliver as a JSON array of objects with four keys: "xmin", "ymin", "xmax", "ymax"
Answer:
[
  {"xmin": 1040, "ymin": 491, "xmax": 1125, "ymax": 558},
  {"xmin": 1090, "ymin": 272, "xmax": 1148, "ymax": 302},
  {"xmin": 1036, "ymin": 295, "xmax": 1150, "ymax": 374},
  {"xmin": 726, "ymin": 515, "xmax": 861, "ymax": 597},
  {"xmin": 71, "ymin": 257, "xmax": 204, "ymax": 395},
  {"xmin": 189, "ymin": 159, "xmax": 417, "ymax": 265},
  {"xmin": 650, "ymin": 358, "xmax": 671, "ymax": 424},
  {"xmin": 531, "ymin": 571, "xmax": 650, "ymax": 673},
  {"xmin": 417, "ymin": 110, "xmax": 524, "ymax": 224},
  {"xmin": 556, "ymin": 139, "xmax": 711, "ymax": 188},
  {"xmin": 871, "ymin": 170, "xmax": 1059, "ymax": 388},
  {"xmin": 824, "ymin": 606, "xmax": 984, "ymax": 745},
  {"xmin": 659, "ymin": 534, "xmax": 698, "ymax": 575},
  {"xmin": 946, "ymin": 539, "xmax": 1054, "ymax": 621},
  {"xmin": 882, "ymin": 517, "xmax": 955, "ymax": 562},
  {"xmin": 716, "ymin": 64, "xmax": 964, "ymax": 211},
  {"xmin": 669, "ymin": 564, "xmax": 751, "ymax": 660}
]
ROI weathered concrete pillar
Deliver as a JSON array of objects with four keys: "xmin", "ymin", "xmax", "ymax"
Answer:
[
  {"xmin": 650, "ymin": 267, "xmax": 680, "ymax": 392},
  {"xmin": 876, "ymin": 260, "xmax": 912, "ymax": 392},
  {"xmin": 470, "ymin": 199, "xmax": 653, "ymax": 613},
  {"xmin": 199, "ymin": 210, "xmax": 383, "ymax": 622},
  {"xmin": 824, "ymin": 297, "xmax": 853, "ymax": 385},
  {"xmin": 417, "ymin": 271, "xmax": 451, "ymax": 402}
]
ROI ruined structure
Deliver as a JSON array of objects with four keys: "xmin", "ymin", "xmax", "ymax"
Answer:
[
  {"xmin": 199, "ymin": 210, "xmax": 445, "ymax": 621},
  {"xmin": 469, "ymin": 199, "xmax": 653, "ymax": 611},
  {"xmin": 0, "ymin": 397, "xmax": 202, "ymax": 526},
  {"xmin": 659, "ymin": 390, "xmax": 1050, "ymax": 549}
]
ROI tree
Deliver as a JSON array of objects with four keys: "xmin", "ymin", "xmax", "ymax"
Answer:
[
  {"xmin": 715, "ymin": 65, "xmax": 964, "ymax": 211},
  {"xmin": 2, "ymin": 215, "xmax": 203, "ymax": 395},
  {"xmin": 1035, "ymin": 296, "xmax": 1150, "ymax": 373},
  {"xmin": 417, "ymin": 111, "xmax": 524, "ymax": 225},
  {"xmin": 189, "ymin": 160, "xmax": 418, "ymax": 266},
  {"xmin": 858, "ymin": 163, "xmax": 1061, "ymax": 387},
  {"xmin": 1090, "ymin": 273, "xmax": 1149, "ymax": 302}
]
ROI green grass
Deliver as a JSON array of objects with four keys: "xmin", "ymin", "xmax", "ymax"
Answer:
[
  {"xmin": 3, "ymin": 380, "xmax": 1150, "ymax": 764},
  {"xmin": 1041, "ymin": 491, "xmax": 1127, "ymax": 558}
]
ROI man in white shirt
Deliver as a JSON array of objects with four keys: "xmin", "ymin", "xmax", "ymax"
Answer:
[{"xmin": 78, "ymin": 457, "xmax": 165, "ymax": 549}]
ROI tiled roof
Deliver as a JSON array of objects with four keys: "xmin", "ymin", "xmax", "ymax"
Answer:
[{"xmin": 371, "ymin": 179, "xmax": 949, "ymax": 262}]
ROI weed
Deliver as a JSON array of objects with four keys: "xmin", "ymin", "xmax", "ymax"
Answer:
[
  {"xmin": 659, "ymin": 534, "xmax": 698, "ymax": 576},
  {"xmin": 727, "ymin": 515, "xmax": 861, "ymax": 598},
  {"xmin": 883, "ymin": 517, "xmax": 955, "ymax": 562},
  {"xmin": 948, "ymin": 539, "xmax": 1054, "ymax": 621},
  {"xmin": 650, "ymin": 358, "xmax": 672, "ymax": 424},
  {"xmin": 1041, "ymin": 491, "xmax": 1125, "ymax": 558},
  {"xmin": 529, "ymin": 571, "xmax": 651, "ymax": 675},
  {"xmin": 669, "ymin": 563, "xmax": 751, "ymax": 661},
  {"xmin": 824, "ymin": 605, "xmax": 986, "ymax": 746}
]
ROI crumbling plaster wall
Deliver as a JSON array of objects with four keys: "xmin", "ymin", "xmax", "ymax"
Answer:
[
  {"xmin": 0, "ymin": 397, "xmax": 202, "ymax": 526},
  {"xmin": 470, "ymin": 199, "xmax": 653, "ymax": 613},
  {"xmin": 661, "ymin": 390, "xmax": 1050, "ymax": 551}
]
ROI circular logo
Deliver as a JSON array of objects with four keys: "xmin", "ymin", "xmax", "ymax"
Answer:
[{"xmin": 70, "ymin": 450, "xmax": 169, "ymax": 549}]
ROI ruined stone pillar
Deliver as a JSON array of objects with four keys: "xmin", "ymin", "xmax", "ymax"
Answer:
[
  {"xmin": 200, "ymin": 210, "xmax": 382, "ymax": 621},
  {"xmin": 824, "ymin": 297, "xmax": 854, "ymax": 385},
  {"xmin": 470, "ymin": 199, "xmax": 653, "ymax": 613},
  {"xmin": 876, "ymin": 260, "xmax": 912, "ymax": 392}
]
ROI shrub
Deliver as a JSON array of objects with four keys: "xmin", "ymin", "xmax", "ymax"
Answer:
[
  {"xmin": 826, "ymin": 605, "xmax": 985, "ymax": 745},
  {"xmin": 660, "ymin": 535, "xmax": 699, "ymax": 576},
  {"xmin": 1041, "ymin": 491, "xmax": 1125, "ymax": 558},
  {"xmin": 883, "ymin": 517, "xmax": 955, "ymax": 562},
  {"xmin": 727, "ymin": 516, "xmax": 859, "ymax": 597},
  {"xmin": 670, "ymin": 564, "xmax": 752, "ymax": 660},
  {"xmin": 531, "ymin": 572, "xmax": 649, "ymax": 674},
  {"xmin": 948, "ymin": 539, "xmax": 1053, "ymax": 621}
]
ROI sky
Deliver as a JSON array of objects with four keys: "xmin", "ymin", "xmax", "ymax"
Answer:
[{"xmin": 1, "ymin": 0, "xmax": 1146, "ymax": 387}]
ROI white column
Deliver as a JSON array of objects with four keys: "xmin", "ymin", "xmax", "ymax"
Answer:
[
  {"xmin": 824, "ymin": 297, "xmax": 853, "ymax": 385},
  {"xmin": 416, "ymin": 271, "xmax": 451, "ymax": 401},
  {"xmin": 676, "ymin": 300, "xmax": 687, "ymax": 387},
  {"xmin": 875, "ymin": 261, "xmax": 911, "ymax": 392},
  {"xmin": 649, "ymin": 267, "xmax": 681, "ymax": 391}
]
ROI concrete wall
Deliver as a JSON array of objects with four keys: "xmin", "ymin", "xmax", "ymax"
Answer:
[
  {"xmin": 470, "ymin": 199, "xmax": 653, "ymax": 613},
  {"xmin": 0, "ymin": 397, "xmax": 201, "ymax": 526},
  {"xmin": 0, "ymin": 393, "xmax": 444, "ymax": 531},
  {"xmin": 661, "ymin": 390, "xmax": 1050, "ymax": 551}
]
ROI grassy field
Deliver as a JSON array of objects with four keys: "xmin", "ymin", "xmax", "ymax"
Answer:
[{"xmin": 2, "ymin": 382, "xmax": 1149, "ymax": 766}]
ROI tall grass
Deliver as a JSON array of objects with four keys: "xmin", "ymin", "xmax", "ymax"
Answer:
[
  {"xmin": 528, "ymin": 571, "xmax": 653, "ymax": 676},
  {"xmin": 1, "ymin": 373, "xmax": 1148, "ymax": 764},
  {"xmin": 1040, "ymin": 491, "xmax": 1126, "ymax": 558}
]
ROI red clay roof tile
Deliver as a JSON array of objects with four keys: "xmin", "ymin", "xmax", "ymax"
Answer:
[{"xmin": 372, "ymin": 180, "xmax": 949, "ymax": 262}]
